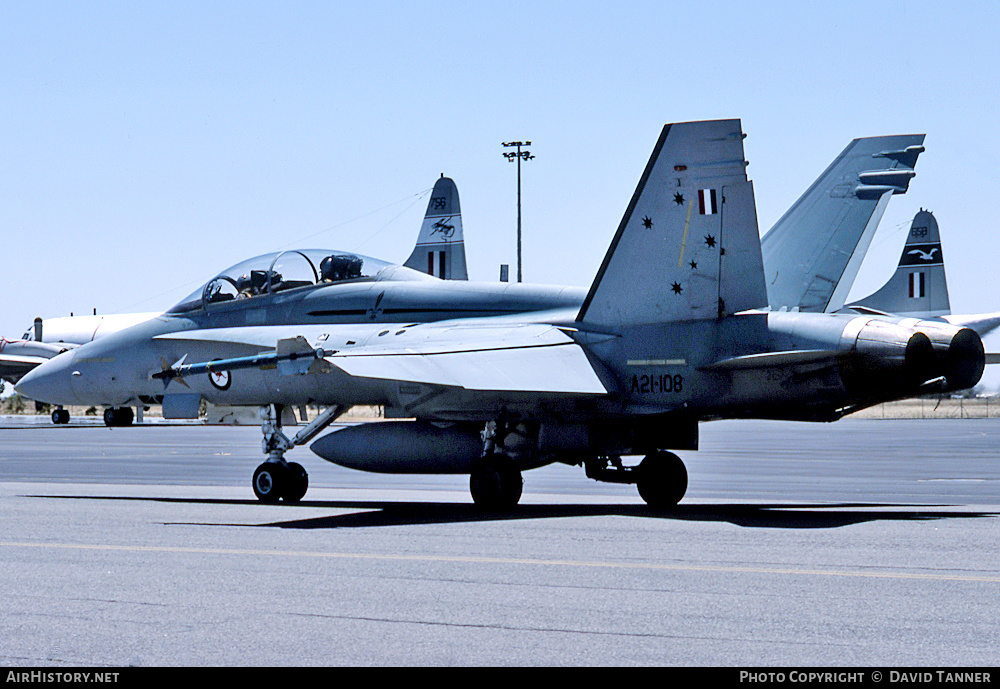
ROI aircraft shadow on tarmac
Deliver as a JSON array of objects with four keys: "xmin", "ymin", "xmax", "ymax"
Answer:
[{"xmin": 28, "ymin": 494, "xmax": 1000, "ymax": 530}]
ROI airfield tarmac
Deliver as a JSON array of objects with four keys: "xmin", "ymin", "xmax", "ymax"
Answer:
[{"xmin": 0, "ymin": 417, "xmax": 998, "ymax": 667}]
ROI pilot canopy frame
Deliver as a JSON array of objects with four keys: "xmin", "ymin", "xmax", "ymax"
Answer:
[{"xmin": 168, "ymin": 249, "xmax": 398, "ymax": 314}]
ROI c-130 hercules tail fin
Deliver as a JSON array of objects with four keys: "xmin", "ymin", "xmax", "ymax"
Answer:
[
  {"xmin": 576, "ymin": 119, "xmax": 767, "ymax": 330},
  {"xmin": 848, "ymin": 209, "xmax": 950, "ymax": 317},
  {"xmin": 404, "ymin": 175, "xmax": 468, "ymax": 280}
]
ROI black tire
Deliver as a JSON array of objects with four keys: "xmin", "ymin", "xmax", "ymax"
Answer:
[
  {"xmin": 103, "ymin": 407, "xmax": 134, "ymax": 427},
  {"xmin": 470, "ymin": 454, "xmax": 523, "ymax": 511},
  {"xmin": 283, "ymin": 462, "xmax": 309, "ymax": 503},
  {"xmin": 252, "ymin": 462, "xmax": 285, "ymax": 503},
  {"xmin": 636, "ymin": 451, "xmax": 688, "ymax": 508},
  {"xmin": 51, "ymin": 409, "xmax": 69, "ymax": 424}
]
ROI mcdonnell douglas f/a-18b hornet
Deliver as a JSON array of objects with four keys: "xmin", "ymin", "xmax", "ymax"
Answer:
[{"xmin": 16, "ymin": 120, "xmax": 985, "ymax": 510}]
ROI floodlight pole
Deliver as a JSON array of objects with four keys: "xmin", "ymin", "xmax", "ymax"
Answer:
[{"xmin": 502, "ymin": 141, "xmax": 534, "ymax": 283}]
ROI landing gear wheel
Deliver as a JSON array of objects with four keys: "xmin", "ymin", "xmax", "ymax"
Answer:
[
  {"xmin": 636, "ymin": 451, "xmax": 688, "ymax": 508},
  {"xmin": 283, "ymin": 462, "xmax": 309, "ymax": 503},
  {"xmin": 103, "ymin": 407, "xmax": 134, "ymax": 427},
  {"xmin": 51, "ymin": 408, "xmax": 70, "ymax": 424},
  {"xmin": 253, "ymin": 462, "xmax": 286, "ymax": 504},
  {"xmin": 470, "ymin": 454, "xmax": 523, "ymax": 512}
]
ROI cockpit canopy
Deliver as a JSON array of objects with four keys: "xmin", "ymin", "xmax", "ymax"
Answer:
[{"xmin": 168, "ymin": 249, "xmax": 427, "ymax": 314}]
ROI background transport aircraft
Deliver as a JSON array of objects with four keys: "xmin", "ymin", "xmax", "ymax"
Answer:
[
  {"xmin": 16, "ymin": 120, "xmax": 985, "ymax": 510},
  {"xmin": 403, "ymin": 174, "xmax": 467, "ymax": 280},
  {"xmin": 0, "ymin": 312, "xmax": 159, "ymax": 423},
  {"xmin": 844, "ymin": 208, "xmax": 1000, "ymax": 339},
  {"xmin": 2, "ymin": 175, "xmax": 470, "ymax": 424}
]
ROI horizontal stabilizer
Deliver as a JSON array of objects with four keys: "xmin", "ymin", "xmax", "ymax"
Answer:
[
  {"xmin": 0, "ymin": 340, "xmax": 73, "ymax": 382},
  {"xmin": 0, "ymin": 353, "xmax": 54, "ymax": 367}
]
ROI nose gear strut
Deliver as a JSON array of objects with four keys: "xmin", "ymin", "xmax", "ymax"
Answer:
[{"xmin": 253, "ymin": 403, "xmax": 348, "ymax": 503}]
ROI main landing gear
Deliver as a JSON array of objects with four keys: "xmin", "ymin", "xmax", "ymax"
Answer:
[
  {"xmin": 252, "ymin": 403, "xmax": 347, "ymax": 503},
  {"xmin": 103, "ymin": 407, "xmax": 134, "ymax": 427},
  {"xmin": 586, "ymin": 450, "xmax": 688, "ymax": 508},
  {"xmin": 51, "ymin": 406, "xmax": 70, "ymax": 424},
  {"xmin": 468, "ymin": 416, "xmax": 525, "ymax": 511},
  {"xmin": 470, "ymin": 453, "xmax": 523, "ymax": 512}
]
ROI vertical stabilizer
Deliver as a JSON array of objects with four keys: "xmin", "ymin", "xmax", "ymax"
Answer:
[
  {"xmin": 404, "ymin": 175, "xmax": 468, "ymax": 280},
  {"xmin": 577, "ymin": 120, "xmax": 766, "ymax": 329},
  {"xmin": 849, "ymin": 209, "xmax": 950, "ymax": 317},
  {"xmin": 761, "ymin": 134, "xmax": 925, "ymax": 313}
]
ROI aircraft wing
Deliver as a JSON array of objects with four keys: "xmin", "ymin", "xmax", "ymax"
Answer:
[
  {"xmin": 0, "ymin": 354, "xmax": 49, "ymax": 383},
  {"xmin": 153, "ymin": 322, "xmax": 608, "ymax": 394},
  {"xmin": 942, "ymin": 312, "xmax": 1000, "ymax": 338},
  {"xmin": 0, "ymin": 340, "xmax": 75, "ymax": 384},
  {"xmin": 325, "ymin": 324, "xmax": 608, "ymax": 394}
]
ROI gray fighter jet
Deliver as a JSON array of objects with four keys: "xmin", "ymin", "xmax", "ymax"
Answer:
[
  {"xmin": 16, "ymin": 120, "xmax": 985, "ymax": 509},
  {"xmin": 2, "ymin": 174, "xmax": 471, "ymax": 424}
]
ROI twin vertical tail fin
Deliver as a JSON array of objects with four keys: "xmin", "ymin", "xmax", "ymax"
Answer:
[
  {"xmin": 404, "ymin": 175, "xmax": 468, "ymax": 280},
  {"xmin": 849, "ymin": 209, "xmax": 951, "ymax": 317},
  {"xmin": 760, "ymin": 134, "xmax": 925, "ymax": 313},
  {"xmin": 576, "ymin": 119, "xmax": 766, "ymax": 329}
]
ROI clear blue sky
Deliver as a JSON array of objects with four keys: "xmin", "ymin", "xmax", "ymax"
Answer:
[{"xmin": 2, "ymin": 1, "xmax": 998, "ymax": 376}]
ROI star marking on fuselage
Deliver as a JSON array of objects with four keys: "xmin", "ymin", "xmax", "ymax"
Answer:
[
  {"xmin": 671, "ymin": 282, "xmax": 683, "ymax": 294},
  {"xmin": 642, "ymin": 216, "xmax": 653, "ymax": 229},
  {"xmin": 689, "ymin": 260, "xmax": 698, "ymax": 270},
  {"xmin": 704, "ymin": 234, "xmax": 716, "ymax": 248},
  {"xmin": 674, "ymin": 192, "xmax": 684, "ymax": 205}
]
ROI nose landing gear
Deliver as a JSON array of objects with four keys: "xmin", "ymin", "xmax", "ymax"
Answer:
[
  {"xmin": 252, "ymin": 403, "xmax": 347, "ymax": 504},
  {"xmin": 252, "ymin": 460, "xmax": 309, "ymax": 504}
]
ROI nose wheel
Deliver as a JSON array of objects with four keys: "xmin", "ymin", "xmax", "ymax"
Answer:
[
  {"xmin": 252, "ymin": 460, "xmax": 309, "ymax": 504},
  {"xmin": 251, "ymin": 403, "xmax": 348, "ymax": 504}
]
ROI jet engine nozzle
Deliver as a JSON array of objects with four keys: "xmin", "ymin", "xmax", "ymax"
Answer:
[
  {"xmin": 941, "ymin": 326, "xmax": 985, "ymax": 391},
  {"xmin": 843, "ymin": 317, "xmax": 987, "ymax": 393},
  {"xmin": 841, "ymin": 319, "xmax": 936, "ymax": 391},
  {"xmin": 852, "ymin": 320, "xmax": 934, "ymax": 371},
  {"xmin": 900, "ymin": 320, "xmax": 986, "ymax": 391},
  {"xmin": 903, "ymin": 330, "xmax": 937, "ymax": 380}
]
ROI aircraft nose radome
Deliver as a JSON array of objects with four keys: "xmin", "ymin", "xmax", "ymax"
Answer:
[{"xmin": 14, "ymin": 351, "xmax": 79, "ymax": 406}]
